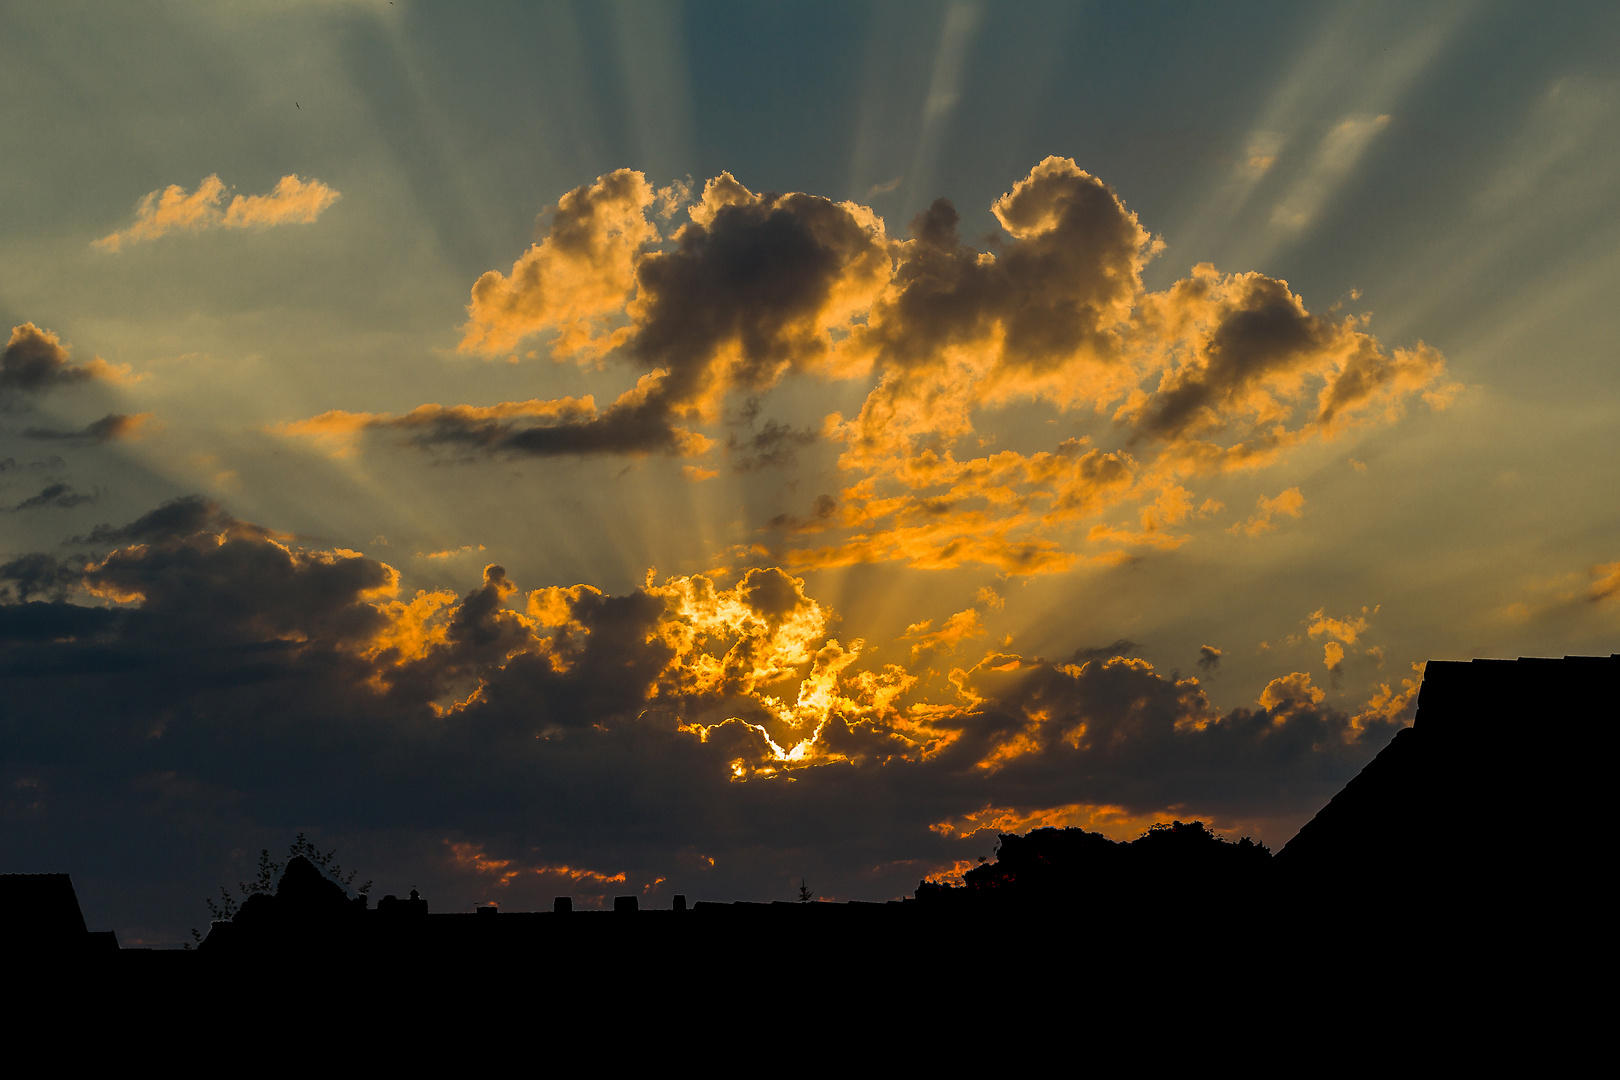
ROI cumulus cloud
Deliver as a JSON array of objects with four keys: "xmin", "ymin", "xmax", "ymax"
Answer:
[
  {"xmin": 1198, "ymin": 645, "xmax": 1222, "ymax": 671},
  {"xmin": 460, "ymin": 169, "xmax": 659, "ymax": 357},
  {"xmin": 1, "ymin": 324, "xmax": 129, "ymax": 396},
  {"xmin": 454, "ymin": 170, "xmax": 890, "ymax": 462},
  {"xmin": 22, "ymin": 412, "xmax": 151, "ymax": 443},
  {"xmin": 0, "ymin": 497, "xmax": 1424, "ymax": 939},
  {"xmin": 95, "ymin": 174, "xmax": 340, "ymax": 252},
  {"xmin": 277, "ymin": 158, "xmax": 1452, "ymax": 573}
]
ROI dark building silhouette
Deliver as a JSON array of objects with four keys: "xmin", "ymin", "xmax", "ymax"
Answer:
[
  {"xmin": 1, "ymin": 872, "xmax": 118, "ymax": 953},
  {"xmin": 1275, "ymin": 654, "xmax": 1615, "ymax": 917},
  {"xmin": 9, "ymin": 654, "xmax": 1610, "ymax": 988}
]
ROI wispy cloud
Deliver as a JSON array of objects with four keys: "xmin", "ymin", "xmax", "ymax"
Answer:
[{"xmin": 95, "ymin": 174, "xmax": 340, "ymax": 252}]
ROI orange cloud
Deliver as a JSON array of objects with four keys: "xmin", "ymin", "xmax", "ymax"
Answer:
[
  {"xmin": 903, "ymin": 608, "xmax": 987, "ymax": 658},
  {"xmin": 1229, "ymin": 487, "xmax": 1305, "ymax": 536},
  {"xmin": 461, "ymin": 169, "xmax": 657, "ymax": 356},
  {"xmin": 1307, "ymin": 605, "xmax": 1377, "ymax": 645},
  {"xmin": 294, "ymin": 159, "xmax": 1452, "ymax": 573},
  {"xmin": 220, "ymin": 174, "xmax": 340, "ymax": 228},
  {"xmin": 1353, "ymin": 662, "xmax": 1425, "ymax": 730},
  {"xmin": 95, "ymin": 174, "xmax": 339, "ymax": 251},
  {"xmin": 930, "ymin": 802, "xmax": 1178, "ymax": 843},
  {"xmin": 1258, "ymin": 671, "xmax": 1325, "ymax": 713},
  {"xmin": 446, "ymin": 840, "xmax": 628, "ymax": 896},
  {"xmin": 1590, "ymin": 560, "xmax": 1620, "ymax": 603}
]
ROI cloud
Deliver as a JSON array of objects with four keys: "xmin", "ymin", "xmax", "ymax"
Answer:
[
  {"xmin": 282, "ymin": 159, "xmax": 1451, "ymax": 573},
  {"xmin": 220, "ymin": 175, "xmax": 340, "ymax": 228},
  {"xmin": 727, "ymin": 420, "xmax": 818, "ymax": 472},
  {"xmin": 95, "ymin": 174, "xmax": 340, "ymax": 252},
  {"xmin": 1198, "ymin": 645, "xmax": 1222, "ymax": 671},
  {"xmin": 77, "ymin": 494, "xmax": 241, "ymax": 546},
  {"xmin": 0, "ymin": 497, "xmax": 1424, "ymax": 941},
  {"xmin": 1, "ymin": 324, "xmax": 128, "ymax": 395},
  {"xmin": 274, "ymin": 391, "xmax": 710, "ymax": 461},
  {"xmin": 416, "ymin": 544, "xmax": 486, "ymax": 561},
  {"xmin": 22, "ymin": 412, "xmax": 151, "ymax": 443},
  {"xmin": 9, "ymin": 482, "xmax": 97, "ymax": 511},
  {"xmin": 1071, "ymin": 639, "xmax": 1138, "ymax": 663},
  {"xmin": 460, "ymin": 169, "xmax": 659, "ymax": 356},
  {"xmin": 0, "ymin": 552, "xmax": 86, "ymax": 602},
  {"xmin": 1589, "ymin": 561, "xmax": 1620, "ymax": 603},
  {"xmin": 292, "ymin": 171, "xmax": 894, "ymax": 464},
  {"xmin": 902, "ymin": 608, "xmax": 986, "ymax": 659},
  {"xmin": 1229, "ymin": 487, "xmax": 1305, "ymax": 536},
  {"xmin": 1307, "ymin": 605, "xmax": 1377, "ymax": 646}
]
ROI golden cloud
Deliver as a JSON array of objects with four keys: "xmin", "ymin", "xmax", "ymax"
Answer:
[
  {"xmin": 1230, "ymin": 487, "xmax": 1305, "ymax": 537},
  {"xmin": 1307, "ymin": 605, "xmax": 1378, "ymax": 645},
  {"xmin": 95, "ymin": 174, "xmax": 339, "ymax": 251},
  {"xmin": 1589, "ymin": 560, "xmax": 1620, "ymax": 603},
  {"xmin": 280, "ymin": 159, "xmax": 1452, "ymax": 573}
]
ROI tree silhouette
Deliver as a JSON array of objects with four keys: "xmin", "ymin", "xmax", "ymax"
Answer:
[
  {"xmin": 187, "ymin": 833, "xmax": 371, "ymax": 947},
  {"xmin": 914, "ymin": 820, "xmax": 1270, "ymax": 907}
]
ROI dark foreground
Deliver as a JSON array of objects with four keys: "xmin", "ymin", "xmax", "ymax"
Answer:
[{"xmin": 7, "ymin": 655, "xmax": 1609, "ymax": 1048}]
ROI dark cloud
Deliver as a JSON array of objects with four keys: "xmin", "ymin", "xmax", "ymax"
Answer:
[
  {"xmin": 1136, "ymin": 276, "xmax": 1332, "ymax": 441},
  {"xmin": 78, "ymin": 494, "xmax": 239, "ymax": 546},
  {"xmin": 1198, "ymin": 645, "xmax": 1222, "ymax": 671},
  {"xmin": 0, "ymin": 456, "xmax": 65, "ymax": 472},
  {"xmin": 0, "ymin": 323, "xmax": 118, "ymax": 395},
  {"xmin": 1071, "ymin": 639, "xmax": 1139, "ymax": 663},
  {"xmin": 10, "ymin": 482, "xmax": 97, "ymax": 511},
  {"xmin": 763, "ymin": 492, "xmax": 839, "ymax": 534},
  {"xmin": 628, "ymin": 179, "xmax": 887, "ymax": 399},
  {"xmin": 404, "ymin": 399, "xmax": 688, "ymax": 459},
  {"xmin": 856, "ymin": 159, "xmax": 1151, "ymax": 374},
  {"xmin": 0, "ymin": 552, "xmax": 85, "ymax": 602},
  {"xmin": 0, "ymin": 600, "xmax": 118, "ymax": 643},
  {"xmin": 22, "ymin": 412, "xmax": 148, "ymax": 443},
  {"xmin": 363, "ymin": 170, "xmax": 891, "ymax": 462},
  {"xmin": 483, "ymin": 178, "xmax": 884, "ymax": 458},
  {"xmin": 0, "ymin": 498, "xmax": 1410, "ymax": 944},
  {"xmin": 80, "ymin": 516, "xmax": 390, "ymax": 647},
  {"xmin": 727, "ymin": 420, "xmax": 818, "ymax": 472}
]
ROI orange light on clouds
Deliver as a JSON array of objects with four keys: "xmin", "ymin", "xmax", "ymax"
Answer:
[{"xmin": 94, "ymin": 173, "xmax": 339, "ymax": 252}]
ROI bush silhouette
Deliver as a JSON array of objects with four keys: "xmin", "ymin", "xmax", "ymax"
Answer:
[
  {"xmin": 915, "ymin": 820, "xmax": 1270, "ymax": 907},
  {"xmin": 188, "ymin": 833, "xmax": 370, "ymax": 947}
]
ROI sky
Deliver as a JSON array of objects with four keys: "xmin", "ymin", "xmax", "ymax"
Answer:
[{"xmin": 2, "ymin": 0, "xmax": 1617, "ymax": 946}]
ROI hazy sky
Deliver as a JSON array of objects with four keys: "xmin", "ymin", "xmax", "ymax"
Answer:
[{"xmin": 3, "ymin": 0, "xmax": 1617, "ymax": 945}]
